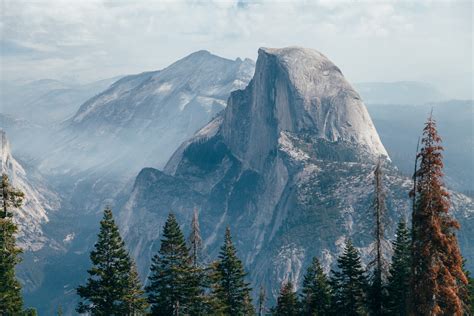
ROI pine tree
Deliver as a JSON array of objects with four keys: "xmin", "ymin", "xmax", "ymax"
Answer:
[
  {"xmin": 124, "ymin": 263, "xmax": 149, "ymax": 315},
  {"xmin": 330, "ymin": 239, "xmax": 368, "ymax": 316},
  {"xmin": 386, "ymin": 220, "xmax": 411, "ymax": 316},
  {"xmin": 211, "ymin": 227, "xmax": 254, "ymax": 315},
  {"xmin": 367, "ymin": 159, "xmax": 389, "ymax": 316},
  {"xmin": 77, "ymin": 207, "xmax": 146, "ymax": 315},
  {"xmin": 275, "ymin": 282, "xmax": 299, "ymax": 316},
  {"xmin": 147, "ymin": 213, "xmax": 193, "ymax": 315},
  {"xmin": 258, "ymin": 285, "xmax": 266, "ymax": 316},
  {"xmin": 301, "ymin": 257, "xmax": 331, "ymax": 316},
  {"xmin": 411, "ymin": 115, "xmax": 467, "ymax": 315},
  {"xmin": 0, "ymin": 173, "xmax": 25, "ymax": 314}
]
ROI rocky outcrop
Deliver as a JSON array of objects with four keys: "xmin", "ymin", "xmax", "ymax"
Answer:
[{"xmin": 0, "ymin": 130, "xmax": 60, "ymax": 251}]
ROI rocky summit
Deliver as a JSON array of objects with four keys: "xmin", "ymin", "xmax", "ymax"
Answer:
[{"xmin": 118, "ymin": 47, "xmax": 474, "ymax": 301}]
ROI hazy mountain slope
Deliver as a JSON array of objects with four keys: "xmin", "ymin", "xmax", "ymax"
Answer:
[
  {"xmin": 39, "ymin": 50, "xmax": 255, "ymax": 177},
  {"xmin": 0, "ymin": 77, "xmax": 121, "ymax": 125},
  {"xmin": 21, "ymin": 51, "xmax": 255, "ymax": 315},
  {"xmin": 118, "ymin": 47, "xmax": 473, "ymax": 303},
  {"xmin": 368, "ymin": 100, "xmax": 474, "ymax": 192}
]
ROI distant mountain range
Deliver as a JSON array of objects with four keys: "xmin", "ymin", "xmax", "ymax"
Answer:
[{"xmin": 42, "ymin": 50, "xmax": 255, "ymax": 177}]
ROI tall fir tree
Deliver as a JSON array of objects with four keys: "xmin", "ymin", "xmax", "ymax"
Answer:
[
  {"xmin": 386, "ymin": 220, "xmax": 411, "ymax": 316},
  {"xmin": 0, "ymin": 173, "xmax": 25, "ymax": 314},
  {"xmin": 300, "ymin": 257, "xmax": 331, "ymax": 316},
  {"xmin": 275, "ymin": 282, "xmax": 299, "ymax": 316},
  {"xmin": 411, "ymin": 116, "xmax": 467, "ymax": 315},
  {"xmin": 77, "ymin": 207, "xmax": 147, "ymax": 315},
  {"xmin": 367, "ymin": 159, "xmax": 389, "ymax": 316},
  {"xmin": 330, "ymin": 239, "xmax": 368, "ymax": 316},
  {"xmin": 147, "ymin": 213, "xmax": 193, "ymax": 315},
  {"xmin": 211, "ymin": 227, "xmax": 254, "ymax": 315},
  {"xmin": 123, "ymin": 262, "xmax": 149, "ymax": 315}
]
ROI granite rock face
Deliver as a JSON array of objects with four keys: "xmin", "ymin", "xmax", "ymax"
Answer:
[
  {"xmin": 118, "ymin": 47, "xmax": 473, "ymax": 301},
  {"xmin": 0, "ymin": 130, "xmax": 60, "ymax": 251}
]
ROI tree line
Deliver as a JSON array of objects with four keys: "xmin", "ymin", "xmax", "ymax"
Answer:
[{"xmin": 0, "ymin": 116, "xmax": 473, "ymax": 315}]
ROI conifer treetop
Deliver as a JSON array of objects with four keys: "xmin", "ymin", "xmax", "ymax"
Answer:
[{"xmin": 411, "ymin": 115, "xmax": 467, "ymax": 315}]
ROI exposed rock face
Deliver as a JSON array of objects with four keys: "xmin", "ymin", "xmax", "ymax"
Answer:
[
  {"xmin": 119, "ymin": 47, "xmax": 474, "ymax": 303},
  {"xmin": 220, "ymin": 47, "xmax": 387, "ymax": 171},
  {"xmin": 0, "ymin": 130, "xmax": 60, "ymax": 251}
]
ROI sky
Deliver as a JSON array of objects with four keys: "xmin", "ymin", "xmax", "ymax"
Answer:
[{"xmin": 1, "ymin": 0, "xmax": 473, "ymax": 98}]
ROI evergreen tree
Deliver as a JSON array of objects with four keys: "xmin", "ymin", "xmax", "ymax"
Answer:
[
  {"xmin": 301, "ymin": 257, "xmax": 331, "ymax": 316},
  {"xmin": 211, "ymin": 227, "xmax": 254, "ymax": 315},
  {"xmin": 411, "ymin": 116, "xmax": 467, "ymax": 315},
  {"xmin": 275, "ymin": 282, "xmax": 299, "ymax": 316},
  {"xmin": 124, "ymin": 263, "xmax": 149, "ymax": 315},
  {"xmin": 386, "ymin": 220, "xmax": 411, "ymax": 316},
  {"xmin": 330, "ymin": 239, "xmax": 368, "ymax": 316},
  {"xmin": 0, "ymin": 173, "xmax": 25, "ymax": 314},
  {"xmin": 77, "ymin": 207, "xmax": 146, "ymax": 315},
  {"xmin": 367, "ymin": 159, "xmax": 389, "ymax": 316},
  {"xmin": 147, "ymin": 213, "xmax": 193, "ymax": 315}
]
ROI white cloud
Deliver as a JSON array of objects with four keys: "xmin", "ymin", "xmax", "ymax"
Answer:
[{"xmin": 0, "ymin": 0, "xmax": 472, "ymax": 97}]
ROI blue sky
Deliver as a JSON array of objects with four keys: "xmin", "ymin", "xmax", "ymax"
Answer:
[{"xmin": 1, "ymin": 0, "xmax": 472, "ymax": 98}]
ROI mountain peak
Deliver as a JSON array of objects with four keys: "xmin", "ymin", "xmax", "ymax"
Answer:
[
  {"xmin": 187, "ymin": 49, "xmax": 212, "ymax": 57},
  {"xmin": 220, "ymin": 46, "xmax": 388, "ymax": 170},
  {"xmin": 172, "ymin": 49, "xmax": 229, "ymax": 66}
]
